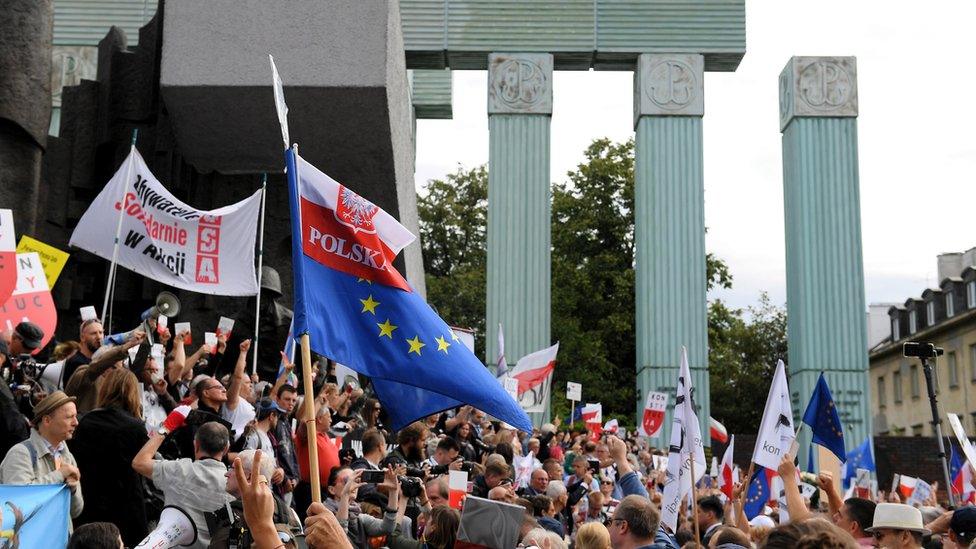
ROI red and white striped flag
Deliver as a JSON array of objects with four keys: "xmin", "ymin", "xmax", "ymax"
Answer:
[{"xmin": 718, "ymin": 435, "xmax": 737, "ymax": 499}]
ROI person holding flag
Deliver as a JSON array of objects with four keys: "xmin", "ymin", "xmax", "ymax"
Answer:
[{"xmin": 660, "ymin": 347, "xmax": 706, "ymax": 537}]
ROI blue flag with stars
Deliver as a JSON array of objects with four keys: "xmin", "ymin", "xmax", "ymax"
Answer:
[
  {"xmin": 744, "ymin": 466, "xmax": 773, "ymax": 519},
  {"xmin": 842, "ymin": 437, "xmax": 875, "ymax": 488},
  {"xmin": 802, "ymin": 372, "xmax": 846, "ymax": 464},
  {"xmin": 286, "ymin": 148, "xmax": 531, "ymax": 432}
]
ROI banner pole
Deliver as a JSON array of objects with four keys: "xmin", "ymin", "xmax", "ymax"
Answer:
[
  {"xmin": 300, "ymin": 333, "xmax": 321, "ymax": 503},
  {"xmin": 101, "ymin": 128, "xmax": 139, "ymax": 328},
  {"xmin": 690, "ymin": 455, "xmax": 701, "ymax": 544},
  {"xmin": 570, "ymin": 399, "xmax": 576, "ymax": 429},
  {"xmin": 252, "ymin": 174, "xmax": 268, "ymax": 377}
]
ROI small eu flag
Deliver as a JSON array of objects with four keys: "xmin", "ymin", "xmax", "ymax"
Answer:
[{"xmin": 802, "ymin": 372, "xmax": 846, "ymax": 464}]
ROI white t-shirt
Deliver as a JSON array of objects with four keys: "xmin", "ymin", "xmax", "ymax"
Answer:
[
  {"xmin": 223, "ymin": 400, "xmax": 255, "ymax": 442},
  {"xmin": 243, "ymin": 428, "xmax": 276, "ymax": 460}
]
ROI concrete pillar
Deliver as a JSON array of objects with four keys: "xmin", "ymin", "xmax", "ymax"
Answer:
[
  {"xmin": 633, "ymin": 54, "xmax": 710, "ymax": 444},
  {"xmin": 779, "ymin": 57, "xmax": 871, "ymax": 462},
  {"xmin": 486, "ymin": 53, "xmax": 552, "ymax": 424}
]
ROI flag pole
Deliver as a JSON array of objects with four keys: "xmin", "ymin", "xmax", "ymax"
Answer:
[
  {"xmin": 300, "ymin": 333, "xmax": 321, "ymax": 502},
  {"xmin": 689, "ymin": 454, "xmax": 702, "ymax": 543},
  {"xmin": 101, "ymin": 128, "xmax": 139, "ymax": 329},
  {"xmin": 251, "ymin": 174, "xmax": 268, "ymax": 376}
]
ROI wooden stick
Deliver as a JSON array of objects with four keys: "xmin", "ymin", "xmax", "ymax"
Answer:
[
  {"xmin": 300, "ymin": 333, "xmax": 321, "ymax": 503},
  {"xmin": 690, "ymin": 455, "xmax": 701, "ymax": 544}
]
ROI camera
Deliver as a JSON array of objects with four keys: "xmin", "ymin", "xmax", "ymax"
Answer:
[
  {"xmin": 399, "ymin": 475, "xmax": 423, "ymax": 498},
  {"xmin": 903, "ymin": 342, "xmax": 944, "ymax": 359},
  {"xmin": 471, "ymin": 438, "xmax": 496, "ymax": 454},
  {"xmin": 405, "ymin": 466, "xmax": 426, "ymax": 479},
  {"xmin": 429, "ymin": 461, "xmax": 476, "ymax": 476}
]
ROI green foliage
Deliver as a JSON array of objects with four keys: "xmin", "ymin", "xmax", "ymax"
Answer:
[
  {"xmin": 707, "ymin": 293, "xmax": 788, "ymax": 434},
  {"xmin": 418, "ymin": 139, "xmax": 787, "ymax": 429}
]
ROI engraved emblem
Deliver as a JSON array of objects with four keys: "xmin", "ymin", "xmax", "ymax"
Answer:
[
  {"xmin": 646, "ymin": 60, "xmax": 697, "ymax": 110},
  {"xmin": 798, "ymin": 60, "xmax": 852, "ymax": 110},
  {"xmin": 492, "ymin": 59, "xmax": 547, "ymax": 109}
]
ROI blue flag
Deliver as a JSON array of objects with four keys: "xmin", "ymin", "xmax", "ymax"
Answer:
[
  {"xmin": 0, "ymin": 484, "xmax": 70, "ymax": 548},
  {"xmin": 802, "ymin": 373, "xmax": 846, "ymax": 463},
  {"xmin": 744, "ymin": 467, "xmax": 773, "ymax": 519},
  {"xmin": 842, "ymin": 437, "xmax": 875, "ymax": 488},
  {"xmin": 286, "ymin": 148, "xmax": 531, "ymax": 432}
]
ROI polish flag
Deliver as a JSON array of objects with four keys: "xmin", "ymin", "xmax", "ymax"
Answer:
[
  {"xmin": 495, "ymin": 323, "xmax": 507, "ymax": 377},
  {"xmin": 505, "ymin": 342, "xmax": 558, "ymax": 413},
  {"xmin": 0, "ymin": 209, "xmax": 15, "ymax": 305},
  {"xmin": 897, "ymin": 475, "xmax": 917, "ymax": 500},
  {"xmin": 448, "ymin": 470, "xmax": 468, "ymax": 510},
  {"xmin": 718, "ymin": 435, "xmax": 737, "ymax": 499},
  {"xmin": 603, "ymin": 419, "xmax": 619, "ymax": 435},
  {"xmin": 582, "ymin": 403, "xmax": 603, "ymax": 439},
  {"xmin": 710, "ymin": 417, "xmax": 729, "ymax": 444}
]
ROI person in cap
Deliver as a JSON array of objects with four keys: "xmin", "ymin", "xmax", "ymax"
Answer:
[
  {"xmin": 132, "ymin": 418, "xmax": 234, "ymax": 549},
  {"xmin": 7, "ymin": 321, "xmax": 43, "ymax": 356},
  {"xmin": 241, "ymin": 397, "xmax": 286, "ymax": 487},
  {"xmin": 924, "ymin": 506, "xmax": 976, "ymax": 549},
  {"xmin": 0, "ymin": 391, "xmax": 84, "ymax": 523},
  {"xmin": 866, "ymin": 502, "xmax": 930, "ymax": 549}
]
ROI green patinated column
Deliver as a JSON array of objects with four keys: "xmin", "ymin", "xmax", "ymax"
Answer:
[
  {"xmin": 633, "ymin": 54, "xmax": 710, "ymax": 445},
  {"xmin": 779, "ymin": 57, "xmax": 871, "ymax": 463},
  {"xmin": 486, "ymin": 53, "xmax": 553, "ymax": 424}
]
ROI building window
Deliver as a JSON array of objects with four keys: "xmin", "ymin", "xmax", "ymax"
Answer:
[
  {"xmin": 878, "ymin": 376, "xmax": 886, "ymax": 407},
  {"xmin": 947, "ymin": 293, "xmax": 955, "ymax": 318},
  {"xmin": 969, "ymin": 281, "xmax": 976, "ymax": 308},
  {"xmin": 911, "ymin": 364, "xmax": 920, "ymax": 398},
  {"xmin": 892, "ymin": 319, "xmax": 900, "ymax": 341},
  {"xmin": 949, "ymin": 352, "xmax": 959, "ymax": 388},
  {"xmin": 909, "ymin": 310, "xmax": 917, "ymax": 334},
  {"xmin": 927, "ymin": 301, "xmax": 936, "ymax": 326},
  {"xmin": 912, "ymin": 424, "xmax": 924, "ymax": 437},
  {"xmin": 971, "ymin": 344, "xmax": 976, "ymax": 382},
  {"xmin": 894, "ymin": 371, "xmax": 903, "ymax": 403}
]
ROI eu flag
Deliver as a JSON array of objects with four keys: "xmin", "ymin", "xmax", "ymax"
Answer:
[
  {"xmin": 842, "ymin": 437, "xmax": 875, "ymax": 488},
  {"xmin": 744, "ymin": 466, "xmax": 773, "ymax": 519},
  {"xmin": 0, "ymin": 484, "xmax": 70, "ymax": 548},
  {"xmin": 286, "ymin": 148, "xmax": 531, "ymax": 432},
  {"xmin": 802, "ymin": 373, "xmax": 846, "ymax": 463}
]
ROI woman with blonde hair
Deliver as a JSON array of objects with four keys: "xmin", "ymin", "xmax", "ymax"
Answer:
[
  {"xmin": 576, "ymin": 521, "xmax": 612, "ymax": 549},
  {"xmin": 68, "ymin": 369, "xmax": 149, "ymax": 546}
]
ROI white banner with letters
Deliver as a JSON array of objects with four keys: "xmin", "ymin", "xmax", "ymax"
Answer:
[{"xmin": 70, "ymin": 148, "xmax": 262, "ymax": 296}]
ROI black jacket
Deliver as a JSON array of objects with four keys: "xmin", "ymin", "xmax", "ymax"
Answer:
[{"xmin": 68, "ymin": 406, "xmax": 150, "ymax": 546}]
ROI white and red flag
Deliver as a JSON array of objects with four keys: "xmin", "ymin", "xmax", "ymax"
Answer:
[
  {"xmin": 603, "ymin": 419, "xmax": 619, "ymax": 435},
  {"xmin": 581, "ymin": 403, "xmax": 603, "ymax": 424},
  {"xmin": 0, "ymin": 252, "xmax": 56, "ymax": 353},
  {"xmin": 495, "ymin": 323, "xmax": 508, "ymax": 377},
  {"xmin": 639, "ymin": 391, "xmax": 668, "ymax": 438},
  {"xmin": 710, "ymin": 417, "xmax": 729, "ymax": 444},
  {"xmin": 718, "ymin": 435, "xmax": 737, "ymax": 499},
  {"xmin": 501, "ymin": 342, "xmax": 558, "ymax": 413},
  {"xmin": 0, "ymin": 209, "xmax": 15, "ymax": 304},
  {"xmin": 896, "ymin": 474, "xmax": 917, "ymax": 500}
]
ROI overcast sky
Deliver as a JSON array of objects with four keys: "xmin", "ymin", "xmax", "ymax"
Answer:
[{"xmin": 414, "ymin": 1, "xmax": 976, "ymax": 314}]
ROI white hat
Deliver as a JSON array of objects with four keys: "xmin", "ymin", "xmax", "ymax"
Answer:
[
  {"xmin": 749, "ymin": 515, "xmax": 776, "ymax": 529},
  {"xmin": 865, "ymin": 503, "xmax": 931, "ymax": 535}
]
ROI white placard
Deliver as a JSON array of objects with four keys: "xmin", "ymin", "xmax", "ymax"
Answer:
[
  {"xmin": 79, "ymin": 306, "xmax": 97, "ymax": 322},
  {"xmin": 217, "ymin": 316, "xmax": 234, "ymax": 337},
  {"xmin": 205, "ymin": 331, "xmax": 217, "ymax": 352},
  {"xmin": 566, "ymin": 381, "xmax": 581, "ymax": 401},
  {"xmin": 157, "ymin": 314, "xmax": 168, "ymax": 333},
  {"xmin": 948, "ymin": 413, "xmax": 976, "ymax": 465},
  {"xmin": 174, "ymin": 321, "xmax": 191, "ymax": 344}
]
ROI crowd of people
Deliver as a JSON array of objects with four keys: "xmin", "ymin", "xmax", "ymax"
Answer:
[{"xmin": 1, "ymin": 315, "xmax": 975, "ymax": 549}]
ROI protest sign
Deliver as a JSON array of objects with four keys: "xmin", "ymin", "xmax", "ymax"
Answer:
[
  {"xmin": 640, "ymin": 391, "xmax": 668, "ymax": 438},
  {"xmin": 79, "ymin": 306, "xmax": 97, "ymax": 322},
  {"xmin": 566, "ymin": 381, "xmax": 581, "ymax": 401},
  {"xmin": 174, "ymin": 322, "xmax": 191, "ymax": 344},
  {"xmin": 0, "ymin": 252, "xmax": 56, "ymax": 352},
  {"xmin": 0, "ymin": 210, "xmax": 16, "ymax": 304},
  {"xmin": 70, "ymin": 148, "xmax": 261, "ymax": 295},
  {"xmin": 16, "ymin": 235, "xmax": 69, "ymax": 287}
]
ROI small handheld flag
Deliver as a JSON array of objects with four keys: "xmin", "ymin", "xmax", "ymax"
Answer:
[{"xmin": 801, "ymin": 372, "xmax": 846, "ymax": 464}]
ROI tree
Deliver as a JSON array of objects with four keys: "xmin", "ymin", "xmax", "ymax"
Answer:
[{"xmin": 707, "ymin": 293, "xmax": 788, "ymax": 435}]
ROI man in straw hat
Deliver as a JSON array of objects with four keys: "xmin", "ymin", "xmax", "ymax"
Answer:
[
  {"xmin": 865, "ymin": 502, "xmax": 930, "ymax": 549},
  {"xmin": 0, "ymin": 390, "xmax": 85, "ymax": 522}
]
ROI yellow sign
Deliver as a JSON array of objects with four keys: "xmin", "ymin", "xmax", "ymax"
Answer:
[{"xmin": 16, "ymin": 236, "xmax": 69, "ymax": 287}]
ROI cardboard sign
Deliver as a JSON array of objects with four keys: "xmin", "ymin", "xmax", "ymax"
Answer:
[
  {"xmin": 174, "ymin": 322, "xmax": 191, "ymax": 344},
  {"xmin": 16, "ymin": 235, "xmax": 69, "ymax": 287},
  {"xmin": 566, "ymin": 381, "xmax": 582, "ymax": 401},
  {"xmin": 456, "ymin": 496, "xmax": 523, "ymax": 549},
  {"xmin": 79, "ymin": 306, "xmax": 97, "ymax": 322},
  {"xmin": 448, "ymin": 470, "xmax": 468, "ymax": 510}
]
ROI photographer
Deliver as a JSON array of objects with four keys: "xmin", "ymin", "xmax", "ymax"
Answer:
[
  {"xmin": 425, "ymin": 436, "xmax": 465, "ymax": 474},
  {"xmin": 0, "ymin": 339, "xmax": 29, "ymax": 458}
]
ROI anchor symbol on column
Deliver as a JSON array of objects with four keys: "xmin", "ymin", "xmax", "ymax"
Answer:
[{"xmin": 647, "ymin": 60, "xmax": 695, "ymax": 108}]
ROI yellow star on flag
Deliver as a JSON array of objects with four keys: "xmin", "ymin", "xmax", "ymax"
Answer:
[
  {"xmin": 451, "ymin": 331, "xmax": 460, "ymax": 342},
  {"xmin": 406, "ymin": 335, "xmax": 425, "ymax": 356},
  {"xmin": 357, "ymin": 277, "xmax": 373, "ymax": 285},
  {"xmin": 377, "ymin": 319, "xmax": 397, "ymax": 338},
  {"xmin": 360, "ymin": 295, "xmax": 380, "ymax": 315},
  {"xmin": 435, "ymin": 335, "xmax": 451, "ymax": 353}
]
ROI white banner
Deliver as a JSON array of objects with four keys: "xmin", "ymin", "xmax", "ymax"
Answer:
[
  {"xmin": 752, "ymin": 359, "xmax": 795, "ymax": 470},
  {"xmin": 660, "ymin": 347, "xmax": 706, "ymax": 532},
  {"xmin": 70, "ymin": 149, "xmax": 262, "ymax": 296}
]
